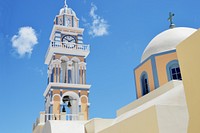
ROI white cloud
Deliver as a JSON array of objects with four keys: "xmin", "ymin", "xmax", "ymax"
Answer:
[
  {"xmin": 11, "ymin": 26, "xmax": 38, "ymax": 57},
  {"xmin": 88, "ymin": 3, "xmax": 109, "ymax": 37}
]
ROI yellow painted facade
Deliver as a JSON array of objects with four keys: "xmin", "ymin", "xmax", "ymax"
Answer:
[
  {"xmin": 135, "ymin": 59, "xmax": 155, "ymax": 98},
  {"xmin": 155, "ymin": 52, "xmax": 177, "ymax": 86},
  {"xmin": 177, "ymin": 29, "xmax": 200, "ymax": 133},
  {"xmin": 99, "ymin": 106, "xmax": 159, "ymax": 133}
]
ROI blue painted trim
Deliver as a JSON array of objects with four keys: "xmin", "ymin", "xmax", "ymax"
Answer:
[
  {"xmin": 63, "ymin": 15, "xmax": 65, "ymax": 26},
  {"xmin": 49, "ymin": 87, "xmax": 89, "ymax": 91},
  {"xmin": 166, "ymin": 60, "xmax": 179, "ymax": 81},
  {"xmin": 151, "ymin": 57, "xmax": 159, "ymax": 89},
  {"xmin": 56, "ymin": 17, "xmax": 58, "ymax": 25},
  {"xmin": 140, "ymin": 71, "xmax": 150, "ymax": 96},
  {"xmin": 55, "ymin": 31, "xmax": 61, "ymax": 34},
  {"xmin": 72, "ymin": 16, "xmax": 74, "ymax": 27},
  {"xmin": 134, "ymin": 49, "xmax": 176, "ymax": 70},
  {"xmin": 78, "ymin": 34, "xmax": 83, "ymax": 37},
  {"xmin": 45, "ymin": 88, "xmax": 89, "ymax": 97},
  {"xmin": 60, "ymin": 90, "xmax": 63, "ymax": 97},
  {"xmin": 133, "ymin": 70, "xmax": 138, "ymax": 99},
  {"xmin": 50, "ymin": 90, "xmax": 53, "ymax": 102},
  {"xmin": 53, "ymin": 53, "xmax": 85, "ymax": 58}
]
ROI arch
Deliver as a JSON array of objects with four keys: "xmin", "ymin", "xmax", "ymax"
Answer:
[
  {"xmin": 61, "ymin": 91, "xmax": 80, "ymax": 115},
  {"xmin": 51, "ymin": 59, "xmax": 61, "ymax": 66},
  {"xmin": 79, "ymin": 62, "xmax": 86, "ymax": 69},
  {"xmin": 52, "ymin": 94, "xmax": 62, "ymax": 103},
  {"xmin": 60, "ymin": 56, "xmax": 69, "ymax": 62},
  {"xmin": 166, "ymin": 60, "xmax": 182, "ymax": 81},
  {"xmin": 80, "ymin": 95, "xmax": 88, "ymax": 105},
  {"xmin": 71, "ymin": 57, "xmax": 80, "ymax": 62},
  {"xmin": 60, "ymin": 56, "xmax": 69, "ymax": 83},
  {"xmin": 140, "ymin": 71, "xmax": 150, "ymax": 96},
  {"xmin": 71, "ymin": 57, "xmax": 80, "ymax": 84}
]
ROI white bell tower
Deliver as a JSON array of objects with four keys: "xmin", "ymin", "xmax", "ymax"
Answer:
[{"xmin": 44, "ymin": 0, "xmax": 91, "ymax": 121}]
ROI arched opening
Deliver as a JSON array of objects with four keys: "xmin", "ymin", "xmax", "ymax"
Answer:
[
  {"xmin": 166, "ymin": 60, "xmax": 182, "ymax": 81},
  {"xmin": 140, "ymin": 71, "xmax": 149, "ymax": 96},
  {"xmin": 61, "ymin": 91, "xmax": 80, "ymax": 120},
  {"xmin": 71, "ymin": 57, "xmax": 80, "ymax": 84},
  {"xmin": 60, "ymin": 56, "xmax": 69, "ymax": 83}
]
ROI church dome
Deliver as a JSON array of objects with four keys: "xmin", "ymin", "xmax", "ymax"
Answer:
[
  {"xmin": 141, "ymin": 27, "xmax": 197, "ymax": 62},
  {"xmin": 59, "ymin": 7, "xmax": 76, "ymax": 16}
]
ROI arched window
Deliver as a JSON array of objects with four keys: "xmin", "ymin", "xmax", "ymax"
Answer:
[
  {"xmin": 60, "ymin": 56, "xmax": 69, "ymax": 83},
  {"xmin": 61, "ymin": 60, "xmax": 67, "ymax": 83},
  {"xmin": 166, "ymin": 60, "xmax": 182, "ymax": 81},
  {"xmin": 140, "ymin": 72, "xmax": 149, "ymax": 96},
  {"xmin": 71, "ymin": 57, "xmax": 80, "ymax": 84}
]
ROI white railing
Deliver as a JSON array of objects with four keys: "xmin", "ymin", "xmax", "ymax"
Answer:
[
  {"xmin": 45, "ymin": 113, "xmax": 79, "ymax": 121},
  {"xmin": 50, "ymin": 41, "xmax": 90, "ymax": 51},
  {"xmin": 45, "ymin": 41, "xmax": 90, "ymax": 61},
  {"xmin": 33, "ymin": 112, "xmax": 83, "ymax": 131}
]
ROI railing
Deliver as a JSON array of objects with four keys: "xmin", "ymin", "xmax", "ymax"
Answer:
[
  {"xmin": 33, "ymin": 112, "xmax": 83, "ymax": 131},
  {"xmin": 50, "ymin": 41, "xmax": 90, "ymax": 51},
  {"xmin": 45, "ymin": 113, "xmax": 79, "ymax": 121},
  {"xmin": 45, "ymin": 41, "xmax": 90, "ymax": 60}
]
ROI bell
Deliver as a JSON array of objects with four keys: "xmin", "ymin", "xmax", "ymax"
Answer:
[
  {"xmin": 62, "ymin": 106, "xmax": 66, "ymax": 112},
  {"xmin": 67, "ymin": 101, "xmax": 72, "ymax": 107}
]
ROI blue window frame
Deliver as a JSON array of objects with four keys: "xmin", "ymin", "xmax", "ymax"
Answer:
[
  {"xmin": 140, "ymin": 72, "xmax": 149, "ymax": 96},
  {"xmin": 166, "ymin": 60, "xmax": 182, "ymax": 81},
  {"xmin": 51, "ymin": 68, "xmax": 54, "ymax": 82}
]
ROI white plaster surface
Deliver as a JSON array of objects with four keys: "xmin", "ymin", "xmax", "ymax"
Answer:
[
  {"xmin": 42, "ymin": 120, "xmax": 87, "ymax": 133},
  {"xmin": 141, "ymin": 27, "xmax": 196, "ymax": 62},
  {"xmin": 108, "ymin": 81, "xmax": 188, "ymax": 133}
]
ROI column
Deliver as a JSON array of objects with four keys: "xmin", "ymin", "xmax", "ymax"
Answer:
[
  {"xmin": 65, "ymin": 61, "xmax": 68, "ymax": 83},
  {"xmin": 83, "ymin": 68, "xmax": 86, "ymax": 84}
]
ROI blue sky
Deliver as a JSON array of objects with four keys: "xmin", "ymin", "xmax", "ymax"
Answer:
[{"xmin": 0, "ymin": 0, "xmax": 200, "ymax": 132}]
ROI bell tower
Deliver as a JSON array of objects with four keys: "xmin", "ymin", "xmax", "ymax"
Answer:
[{"xmin": 44, "ymin": 1, "xmax": 90, "ymax": 121}]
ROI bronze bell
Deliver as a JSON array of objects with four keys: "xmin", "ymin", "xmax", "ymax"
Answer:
[
  {"xmin": 67, "ymin": 101, "xmax": 72, "ymax": 107},
  {"xmin": 62, "ymin": 106, "xmax": 66, "ymax": 112}
]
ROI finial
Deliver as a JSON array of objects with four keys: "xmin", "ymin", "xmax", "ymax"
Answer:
[
  {"xmin": 168, "ymin": 12, "xmax": 175, "ymax": 29},
  {"xmin": 64, "ymin": 0, "xmax": 67, "ymax": 7}
]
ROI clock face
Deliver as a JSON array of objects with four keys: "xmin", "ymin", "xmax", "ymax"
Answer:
[{"xmin": 62, "ymin": 35, "xmax": 76, "ymax": 43}]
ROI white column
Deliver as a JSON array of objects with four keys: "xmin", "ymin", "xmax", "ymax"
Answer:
[{"xmin": 83, "ymin": 67, "xmax": 86, "ymax": 84}]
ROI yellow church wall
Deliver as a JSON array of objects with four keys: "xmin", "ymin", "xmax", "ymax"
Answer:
[
  {"xmin": 53, "ymin": 95, "xmax": 60, "ymax": 118},
  {"xmin": 135, "ymin": 59, "xmax": 155, "ymax": 98},
  {"xmin": 155, "ymin": 52, "xmax": 177, "ymax": 86},
  {"xmin": 55, "ymin": 54, "xmax": 85, "ymax": 62},
  {"xmin": 176, "ymin": 29, "xmax": 200, "ymax": 133},
  {"xmin": 80, "ymin": 90, "xmax": 89, "ymax": 120},
  {"xmin": 99, "ymin": 106, "xmax": 159, "ymax": 133}
]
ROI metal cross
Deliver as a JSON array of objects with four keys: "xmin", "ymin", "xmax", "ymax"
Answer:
[
  {"xmin": 64, "ymin": 0, "xmax": 67, "ymax": 7},
  {"xmin": 168, "ymin": 12, "xmax": 175, "ymax": 25}
]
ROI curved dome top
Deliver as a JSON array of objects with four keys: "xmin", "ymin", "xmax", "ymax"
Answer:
[
  {"xmin": 59, "ymin": 7, "xmax": 76, "ymax": 16},
  {"xmin": 141, "ymin": 27, "xmax": 197, "ymax": 62}
]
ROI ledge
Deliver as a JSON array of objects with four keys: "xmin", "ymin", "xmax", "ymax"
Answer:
[{"xmin": 43, "ymin": 82, "xmax": 91, "ymax": 97}]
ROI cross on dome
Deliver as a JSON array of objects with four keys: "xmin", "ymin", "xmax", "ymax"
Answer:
[
  {"xmin": 168, "ymin": 12, "xmax": 175, "ymax": 29},
  {"xmin": 64, "ymin": 0, "xmax": 68, "ymax": 7}
]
